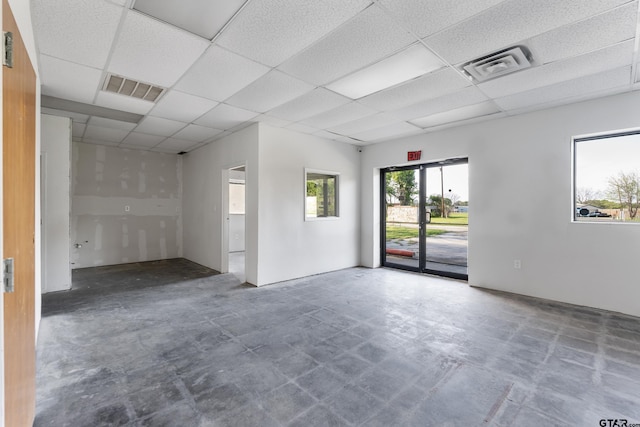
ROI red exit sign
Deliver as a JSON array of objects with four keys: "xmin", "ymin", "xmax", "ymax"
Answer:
[{"xmin": 407, "ymin": 150, "xmax": 422, "ymax": 161}]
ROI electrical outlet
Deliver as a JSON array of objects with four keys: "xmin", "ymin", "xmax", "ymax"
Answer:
[
  {"xmin": 125, "ymin": 205, "xmax": 130, "ymax": 212},
  {"xmin": 513, "ymin": 260, "xmax": 521, "ymax": 269}
]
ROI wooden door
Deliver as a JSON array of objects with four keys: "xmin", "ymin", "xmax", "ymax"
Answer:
[{"xmin": 3, "ymin": 0, "xmax": 37, "ymax": 425}]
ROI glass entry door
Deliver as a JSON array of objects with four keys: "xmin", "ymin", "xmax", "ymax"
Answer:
[{"xmin": 381, "ymin": 159, "xmax": 468, "ymax": 280}]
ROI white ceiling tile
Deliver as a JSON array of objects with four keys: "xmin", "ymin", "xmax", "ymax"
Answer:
[
  {"xmin": 300, "ymin": 102, "xmax": 379, "ymax": 129},
  {"xmin": 268, "ymin": 89, "xmax": 352, "ymax": 122},
  {"xmin": 390, "ymin": 87, "xmax": 489, "ymax": 121},
  {"xmin": 95, "ymin": 92, "xmax": 155, "ymax": 115},
  {"xmin": 377, "ymin": 0, "xmax": 505, "ymax": 38},
  {"xmin": 326, "ymin": 43, "xmax": 446, "ymax": 99},
  {"xmin": 150, "ymin": 146, "xmax": 184, "ymax": 154},
  {"xmin": 312, "ymin": 130, "xmax": 360, "ymax": 144},
  {"xmin": 410, "ymin": 101, "xmax": 501, "ymax": 128},
  {"xmin": 72, "ymin": 123, "xmax": 86, "ymax": 139},
  {"xmin": 108, "ymin": 10, "xmax": 209, "ymax": 87},
  {"xmin": 134, "ymin": 116, "xmax": 187, "ymax": 136},
  {"xmin": 83, "ymin": 125, "xmax": 130, "ymax": 143},
  {"xmin": 422, "ymin": 112, "xmax": 508, "ymax": 134},
  {"xmin": 358, "ymin": 68, "xmax": 472, "ymax": 111},
  {"xmin": 225, "ymin": 70, "xmax": 315, "ymax": 113},
  {"xmin": 312, "ymin": 130, "xmax": 359, "ymax": 144},
  {"xmin": 175, "ymin": 46, "xmax": 270, "ymax": 102},
  {"xmin": 194, "ymin": 103, "xmax": 260, "ymax": 130},
  {"xmin": 172, "ymin": 124, "xmax": 223, "ymax": 142},
  {"xmin": 39, "ymin": 55, "xmax": 103, "ymax": 104},
  {"xmin": 88, "ymin": 117, "xmax": 137, "ymax": 132},
  {"xmin": 495, "ymin": 66, "xmax": 632, "ymax": 111},
  {"xmin": 41, "ymin": 108, "xmax": 90, "ymax": 124},
  {"xmin": 351, "ymin": 121, "xmax": 423, "ymax": 142},
  {"xmin": 120, "ymin": 132, "xmax": 166, "ymax": 148},
  {"xmin": 479, "ymin": 40, "xmax": 634, "ymax": 98},
  {"xmin": 278, "ymin": 6, "xmax": 416, "ymax": 86},
  {"xmin": 424, "ymin": 0, "xmax": 631, "ymax": 65},
  {"xmin": 208, "ymin": 131, "xmax": 233, "ymax": 143},
  {"xmin": 216, "ymin": 0, "xmax": 371, "ymax": 67},
  {"xmin": 328, "ymin": 113, "xmax": 402, "ymax": 135},
  {"xmin": 529, "ymin": 3, "xmax": 637, "ymax": 65},
  {"xmin": 133, "ymin": 0, "xmax": 248, "ymax": 40},
  {"xmin": 31, "ymin": 0, "xmax": 122, "ymax": 68},
  {"xmin": 285, "ymin": 123, "xmax": 319, "ymax": 135},
  {"xmin": 119, "ymin": 144, "xmax": 150, "ymax": 151},
  {"xmin": 82, "ymin": 139, "xmax": 120, "ymax": 147},
  {"xmin": 149, "ymin": 91, "xmax": 218, "ymax": 123},
  {"xmin": 253, "ymin": 114, "xmax": 292, "ymax": 128},
  {"xmin": 154, "ymin": 138, "xmax": 200, "ymax": 152}
]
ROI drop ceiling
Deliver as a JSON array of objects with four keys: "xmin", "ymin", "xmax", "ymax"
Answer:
[{"xmin": 31, "ymin": 0, "xmax": 640, "ymax": 153}]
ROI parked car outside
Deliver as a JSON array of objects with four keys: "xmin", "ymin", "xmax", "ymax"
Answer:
[{"xmin": 587, "ymin": 211, "xmax": 611, "ymax": 217}]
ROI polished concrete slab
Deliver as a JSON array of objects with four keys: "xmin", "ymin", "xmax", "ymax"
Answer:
[{"xmin": 36, "ymin": 259, "xmax": 640, "ymax": 426}]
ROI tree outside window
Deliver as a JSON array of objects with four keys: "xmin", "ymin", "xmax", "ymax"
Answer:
[
  {"xmin": 306, "ymin": 170, "xmax": 339, "ymax": 219},
  {"xmin": 574, "ymin": 131, "xmax": 640, "ymax": 222}
]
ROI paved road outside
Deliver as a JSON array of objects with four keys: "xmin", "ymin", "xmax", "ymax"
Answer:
[{"xmin": 386, "ymin": 225, "xmax": 468, "ymax": 266}]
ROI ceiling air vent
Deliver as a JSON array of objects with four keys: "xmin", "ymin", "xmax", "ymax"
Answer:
[
  {"xmin": 460, "ymin": 46, "xmax": 533, "ymax": 83},
  {"xmin": 102, "ymin": 74, "xmax": 165, "ymax": 102}
]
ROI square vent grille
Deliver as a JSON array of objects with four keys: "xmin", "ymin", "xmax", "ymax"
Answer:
[
  {"xmin": 461, "ymin": 46, "xmax": 533, "ymax": 83},
  {"xmin": 102, "ymin": 74, "xmax": 165, "ymax": 102}
]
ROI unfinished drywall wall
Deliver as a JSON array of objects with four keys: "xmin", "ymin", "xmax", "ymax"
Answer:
[
  {"xmin": 41, "ymin": 114, "xmax": 71, "ymax": 292},
  {"xmin": 257, "ymin": 125, "xmax": 360, "ymax": 285},
  {"xmin": 71, "ymin": 142, "xmax": 182, "ymax": 268},
  {"xmin": 361, "ymin": 90, "xmax": 640, "ymax": 317},
  {"xmin": 182, "ymin": 124, "xmax": 259, "ymax": 284}
]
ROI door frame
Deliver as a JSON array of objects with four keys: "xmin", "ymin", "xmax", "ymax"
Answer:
[{"xmin": 381, "ymin": 157, "xmax": 469, "ymax": 281}]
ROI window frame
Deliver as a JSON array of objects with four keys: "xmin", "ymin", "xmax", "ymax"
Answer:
[
  {"xmin": 304, "ymin": 168, "xmax": 340, "ymax": 221},
  {"xmin": 572, "ymin": 127, "xmax": 640, "ymax": 224}
]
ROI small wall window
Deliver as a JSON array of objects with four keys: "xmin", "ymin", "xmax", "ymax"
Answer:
[
  {"xmin": 573, "ymin": 129, "xmax": 640, "ymax": 223},
  {"xmin": 305, "ymin": 169, "xmax": 339, "ymax": 219}
]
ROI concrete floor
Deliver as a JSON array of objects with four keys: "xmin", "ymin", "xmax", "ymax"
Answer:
[
  {"xmin": 36, "ymin": 259, "xmax": 640, "ymax": 426},
  {"xmin": 229, "ymin": 251, "xmax": 245, "ymax": 283}
]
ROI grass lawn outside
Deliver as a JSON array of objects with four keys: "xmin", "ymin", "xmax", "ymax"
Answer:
[
  {"xmin": 386, "ymin": 226, "xmax": 446, "ymax": 239},
  {"xmin": 430, "ymin": 213, "xmax": 468, "ymax": 225}
]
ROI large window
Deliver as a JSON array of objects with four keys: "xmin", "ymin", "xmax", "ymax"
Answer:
[
  {"xmin": 574, "ymin": 130, "xmax": 640, "ymax": 223},
  {"xmin": 305, "ymin": 169, "xmax": 339, "ymax": 219}
]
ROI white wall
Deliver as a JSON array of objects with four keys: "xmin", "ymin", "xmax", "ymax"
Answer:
[
  {"xmin": 182, "ymin": 123, "xmax": 360, "ymax": 287},
  {"xmin": 41, "ymin": 115, "xmax": 71, "ymax": 292},
  {"xmin": 182, "ymin": 124, "xmax": 260, "ymax": 284},
  {"xmin": 71, "ymin": 142, "xmax": 182, "ymax": 268},
  {"xmin": 257, "ymin": 125, "xmax": 360, "ymax": 285},
  {"xmin": 361, "ymin": 90, "xmax": 640, "ymax": 317},
  {"xmin": 229, "ymin": 215, "xmax": 245, "ymax": 252}
]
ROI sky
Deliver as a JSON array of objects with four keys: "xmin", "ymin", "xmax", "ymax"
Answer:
[
  {"xmin": 576, "ymin": 133, "xmax": 640, "ymax": 198},
  {"xmin": 406, "ymin": 163, "xmax": 469, "ymax": 202}
]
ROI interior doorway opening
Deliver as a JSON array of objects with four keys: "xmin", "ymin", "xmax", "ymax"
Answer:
[
  {"xmin": 381, "ymin": 158, "xmax": 469, "ymax": 280},
  {"xmin": 227, "ymin": 166, "xmax": 246, "ymax": 282}
]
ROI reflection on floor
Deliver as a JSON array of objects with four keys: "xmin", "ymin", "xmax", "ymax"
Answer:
[
  {"xmin": 36, "ymin": 259, "xmax": 640, "ymax": 426},
  {"xmin": 229, "ymin": 251, "xmax": 245, "ymax": 283},
  {"xmin": 385, "ymin": 255, "xmax": 468, "ymax": 276}
]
